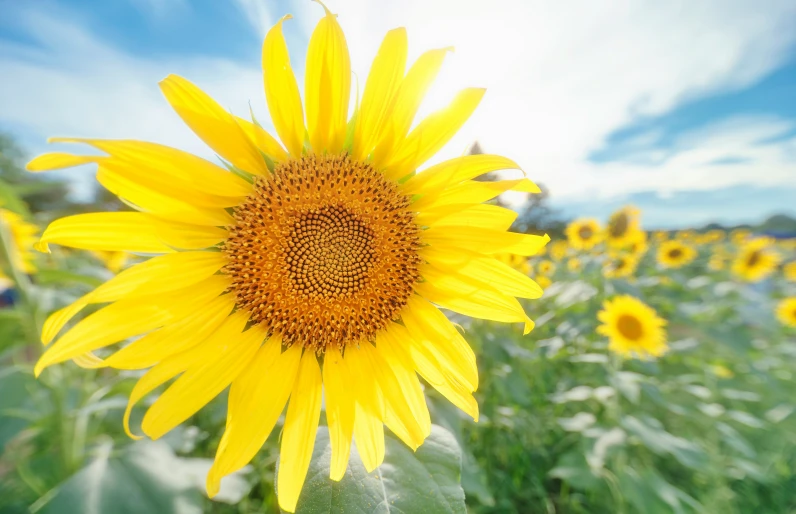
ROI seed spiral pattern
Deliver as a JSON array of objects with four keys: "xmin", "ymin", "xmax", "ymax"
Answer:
[{"xmin": 223, "ymin": 153, "xmax": 422, "ymax": 352}]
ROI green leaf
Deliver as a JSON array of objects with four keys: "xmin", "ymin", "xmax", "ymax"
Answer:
[
  {"xmin": 621, "ymin": 415, "xmax": 708, "ymax": 470},
  {"xmin": 288, "ymin": 425, "xmax": 466, "ymax": 514},
  {"xmin": 31, "ymin": 440, "xmax": 249, "ymax": 514}
]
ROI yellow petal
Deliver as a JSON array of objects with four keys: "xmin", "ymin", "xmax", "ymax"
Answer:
[
  {"xmin": 400, "ymin": 295, "xmax": 477, "ymax": 389},
  {"xmin": 431, "ymin": 256, "xmax": 543, "ymax": 300},
  {"xmin": 423, "ymin": 226, "xmax": 550, "ymax": 256},
  {"xmin": 36, "ymin": 276, "xmax": 232, "ymax": 375},
  {"xmin": 36, "ymin": 212, "xmax": 176, "ymax": 254},
  {"xmin": 104, "ymin": 294, "xmax": 236, "ymax": 370},
  {"xmin": 48, "ymin": 138, "xmax": 252, "ymax": 199},
  {"xmin": 351, "ymin": 28, "xmax": 407, "ymax": 161},
  {"xmin": 263, "ymin": 15, "xmax": 306, "ymax": 157},
  {"xmin": 234, "ymin": 116, "xmax": 289, "ymax": 162},
  {"xmin": 383, "ymin": 88, "xmax": 485, "ymax": 181},
  {"xmin": 159, "ymin": 74, "xmax": 268, "ymax": 175},
  {"xmin": 421, "ymin": 204, "xmax": 517, "ymax": 231},
  {"xmin": 402, "ymin": 154, "xmax": 522, "ymax": 196},
  {"xmin": 41, "ymin": 251, "xmax": 227, "ymax": 345},
  {"xmin": 207, "ymin": 340, "xmax": 302, "ymax": 498},
  {"xmin": 372, "ymin": 48, "xmax": 452, "ymax": 168},
  {"xmin": 141, "ymin": 313, "xmax": 262, "ymax": 440},
  {"xmin": 151, "ymin": 218, "xmax": 228, "ymax": 250},
  {"xmin": 413, "ymin": 178, "xmax": 539, "ymax": 211},
  {"xmin": 323, "ymin": 348, "xmax": 355, "ymax": 481},
  {"xmin": 304, "ymin": 3, "xmax": 351, "ymax": 154},
  {"xmin": 72, "ymin": 352, "xmax": 106, "ymax": 368},
  {"xmin": 277, "ymin": 350, "xmax": 322, "ymax": 513},
  {"xmin": 26, "ymin": 153, "xmax": 100, "ymax": 172},
  {"xmin": 353, "ymin": 402, "xmax": 385, "ymax": 473},
  {"xmin": 97, "ymin": 165, "xmax": 234, "ymax": 226}
]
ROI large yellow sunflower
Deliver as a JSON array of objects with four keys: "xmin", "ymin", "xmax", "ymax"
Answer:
[
  {"xmin": 597, "ymin": 295, "xmax": 667, "ymax": 358},
  {"xmin": 657, "ymin": 240, "xmax": 696, "ymax": 269},
  {"xmin": 731, "ymin": 238, "xmax": 780, "ymax": 282},
  {"xmin": 776, "ymin": 297, "xmax": 796, "ymax": 328},
  {"xmin": 605, "ymin": 206, "xmax": 643, "ymax": 248},
  {"xmin": 565, "ymin": 218, "xmax": 602, "ymax": 250},
  {"xmin": 0, "ymin": 208, "xmax": 39, "ymax": 274},
  {"xmin": 26, "ymin": 6, "xmax": 548, "ymax": 512}
]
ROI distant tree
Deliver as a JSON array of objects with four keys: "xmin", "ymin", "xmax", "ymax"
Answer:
[{"xmin": 0, "ymin": 133, "xmax": 71, "ymax": 215}]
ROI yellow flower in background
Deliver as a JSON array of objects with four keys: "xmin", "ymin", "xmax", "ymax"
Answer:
[
  {"xmin": 538, "ymin": 259, "xmax": 556, "ymax": 275},
  {"xmin": 565, "ymin": 218, "xmax": 602, "ymax": 250},
  {"xmin": 776, "ymin": 297, "xmax": 796, "ymax": 327},
  {"xmin": 730, "ymin": 228, "xmax": 751, "ymax": 244},
  {"xmin": 26, "ymin": 6, "xmax": 549, "ymax": 511},
  {"xmin": 497, "ymin": 253, "xmax": 532, "ymax": 275},
  {"xmin": 603, "ymin": 253, "xmax": 638, "ymax": 279},
  {"xmin": 732, "ymin": 238, "xmax": 780, "ymax": 282},
  {"xmin": 567, "ymin": 258, "xmax": 582, "ymax": 272},
  {"xmin": 534, "ymin": 275, "xmax": 552, "ymax": 289},
  {"xmin": 782, "ymin": 261, "xmax": 796, "ymax": 282},
  {"xmin": 653, "ymin": 230, "xmax": 668, "ymax": 242},
  {"xmin": 91, "ymin": 250, "xmax": 131, "ymax": 273},
  {"xmin": 708, "ymin": 255, "xmax": 725, "ymax": 271},
  {"xmin": 657, "ymin": 240, "xmax": 697, "ymax": 269},
  {"xmin": 0, "ymin": 208, "xmax": 39, "ymax": 274},
  {"xmin": 606, "ymin": 206, "xmax": 643, "ymax": 248},
  {"xmin": 549, "ymin": 240, "xmax": 568, "ymax": 261},
  {"xmin": 705, "ymin": 229, "xmax": 725, "ymax": 243},
  {"xmin": 627, "ymin": 233, "xmax": 649, "ymax": 256},
  {"xmin": 709, "ymin": 363, "xmax": 734, "ymax": 379},
  {"xmin": 676, "ymin": 229, "xmax": 696, "ymax": 241},
  {"xmin": 597, "ymin": 295, "xmax": 667, "ymax": 359}
]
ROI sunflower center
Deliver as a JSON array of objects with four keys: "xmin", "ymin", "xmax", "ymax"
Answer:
[
  {"xmin": 609, "ymin": 213, "xmax": 628, "ymax": 238},
  {"xmin": 578, "ymin": 226, "xmax": 593, "ymax": 240},
  {"xmin": 668, "ymin": 248, "xmax": 683, "ymax": 259},
  {"xmin": 617, "ymin": 314, "xmax": 643, "ymax": 341},
  {"xmin": 746, "ymin": 250, "xmax": 761, "ymax": 268},
  {"xmin": 223, "ymin": 153, "xmax": 422, "ymax": 352}
]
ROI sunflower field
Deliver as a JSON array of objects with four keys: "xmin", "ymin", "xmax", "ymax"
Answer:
[{"xmin": 2, "ymin": 129, "xmax": 796, "ymax": 514}]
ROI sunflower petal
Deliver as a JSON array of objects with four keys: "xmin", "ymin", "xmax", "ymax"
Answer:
[
  {"xmin": 141, "ymin": 313, "xmax": 262, "ymax": 440},
  {"xmin": 263, "ymin": 15, "xmax": 306, "ymax": 157},
  {"xmin": 234, "ymin": 116, "xmax": 289, "ymax": 163},
  {"xmin": 352, "ymin": 28, "xmax": 407, "ymax": 161},
  {"xmin": 413, "ymin": 178, "xmax": 539, "ymax": 211},
  {"xmin": 304, "ymin": 3, "xmax": 351, "ymax": 154},
  {"xmin": 421, "ymin": 204, "xmax": 517, "ymax": 230},
  {"xmin": 383, "ymin": 88, "xmax": 485, "ymax": 180},
  {"xmin": 323, "ymin": 348, "xmax": 355, "ymax": 481},
  {"xmin": 159, "ymin": 74, "xmax": 268, "ymax": 176},
  {"xmin": 423, "ymin": 226, "xmax": 550, "ymax": 256},
  {"xmin": 402, "ymin": 154, "xmax": 522, "ymax": 196},
  {"xmin": 152, "ymin": 219, "xmax": 228, "ymax": 250},
  {"xmin": 207, "ymin": 340, "xmax": 302, "ymax": 497},
  {"xmin": 36, "ymin": 212, "xmax": 175, "ymax": 254},
  {"xmin": 429, "ymin": 256, "xmax": 544, "ymax": 300},
  {"xmin": 26, "ymin": 153, "xmax": 100, "ymax": 172},
  {"xmin": 277, "ymin": 350, "xmax": 322, "ymax": 513},
  {"xmin": 353, "ymin": 402, "xmax": 385, "ymax": 473}
]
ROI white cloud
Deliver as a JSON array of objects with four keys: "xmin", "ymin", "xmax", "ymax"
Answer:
[
  {"xmin": 1, "ymin": 0, "xmax": 795, "ymax": 206},
  {"xmin": 127, "ymin": 0, "xmax": 189, "ymax": 20}
]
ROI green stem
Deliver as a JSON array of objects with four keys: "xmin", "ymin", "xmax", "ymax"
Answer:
[{"xmin": 0, "ymin": 218, "xmax": 42, "ymax": 346}]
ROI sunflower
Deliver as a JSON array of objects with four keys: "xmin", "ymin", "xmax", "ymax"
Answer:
[
  {"xmin": 603, "ymin": 253, "xmax": 638, "ymax": 279},
  {"xmin": 549, "ymin": 240, "xmax": 569, "ymax": 261},
  {"xmin": 537, "ymin": 259, "xmax": 556, "ymax": 275},
  {"xmin": 776, "ymin": 297, "xmax": 796, "ymax": 327},
  {"xmin": 597, "ymin": 295, "xmax": 667, "ymax": 358},
  {"xmin": 652, "ymin": 230, "xmax": 668, "ymax": 242},
  {"xmin": 708, "ymin": 255, "xmax": 725, "ymax": 271},
  {"xmin": 534, "ymin": 274, "xmax": 552, "ymax": 289},
  {"xmin": 606, "ymin": 206, "xmax": 643, "ymax": 248},
  {"xmin": 730, "ymin": 228, "xmax": 751, "ymax": 244},
  {"xmin": 26, "ymin": 7, "xmax": 549, "ymax": 512},
  {"xmin": 783, "ymin": 261, "xmax": 796, "ymax": 282},
  {"xmin": 91, "ymin": 250, "xmax": 130, "ymax": 273},
  {"xmin": 676, "ymin": 229, "xmax": 696, "ymax": 241},
  {"xmin": 567, "ymin": 257, "xmax": 582, "ymax": 272},
  {"xmin": 732, "ymin": 238, "xmax": 780, "ymax": 282},
  {"xmin": 497, "ymin": 253, "xmax": 531, "ymax": 275},
  {"xmin": 627, "ymin": 233, "xmax": 649, "ymax": 256},
  {"xmin": 0, "ymin": 208, "xmax": 39, "ymax": 274},
  {"xmin": 565, "ymin": 218, "xmax": 602, "ymax": 250},
  {"xmin": 657, "ymin": 240, "xmax": 696, "ymax": 269}
]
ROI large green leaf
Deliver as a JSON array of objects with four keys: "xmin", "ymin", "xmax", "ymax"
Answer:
[
  {"xmin": 287, "ymin": 425, "xmax": 466, "ymax": 514},
  {"xmin": 31, "ymin": 440, "xmax": 249, "ymax": 514}
]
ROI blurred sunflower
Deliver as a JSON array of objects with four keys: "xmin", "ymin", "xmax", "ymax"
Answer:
[
  {"xmin": 776, "ymin": 297, "xmax": 796, "ymax": 327},
  {"xmin": 0, "ymin": 208, "xmax": 39, "ymax": 274},
  {"xmin": 606, "ymin": 206, "xmax": 642, "ymax": 248},
  {"xmin": 565, "ymin": 218, "xmax": 602, "ymax": 250},
  {"xmin": 549, "ymin": 240, "xmax": 568, "ymax": 261},
  {"xmin": 657, "ymin": 240, "xmax": 696, "ymax": 269},
  {"xmin": 534, "ymin": 274, "xmax": 552, "ymax": 289},
  {"xmin": 652, "ymin": 230, "xmax": 668, "ymax": 242},
  {"xmin": 676, "ymin": 229, "xmax": 696, "ymax": 241},
  {"xmin": 708, "ymin": 255, "xmax": 725, "ymax": 271},
  {"xmin": 90, "ymin": 250, "xmax": 130, "ymax": 273},
  {"xmin": 538, "ymin": 259, "xmax": 556, "ymax": 275},
  {"xmin": 567, "ymin": 258, "xmax": 582, "ymax": 272},
  {"xmin": 603, "ymin": 253, "xmax": 638, "ymax": 279},
  {"xmin": 732, "ymin": 238, "xmax": 780, "ymax": 282},
  {"xmin": 627, "ymin": 233, "xmax": 649, "ymax": 256},
  {"xmin": 498, "ymin": 253, "xmax": 531, "ymax": 275},
  {"xmin": 705, "ymin": 229, "xmax": 724, "ymax": 243},
  {"xmin": 783, "ymin": 261, "xmax": 796, "ymax": 282},
  {"xmin": 26, "ymin": 6, "xmax": 549, "ymax": 511},
  {"xmin": 730, "ymin": 228, "xmax": 751, "ymax": 245},
  {"xmin": 597, "ymin": 295, "xmax": 667, "ymax": 359}
]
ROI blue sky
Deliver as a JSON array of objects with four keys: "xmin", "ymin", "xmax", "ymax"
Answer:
[{"xmin": 1, "ymin": 0, "xmax": 795, "ymax": 229}]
